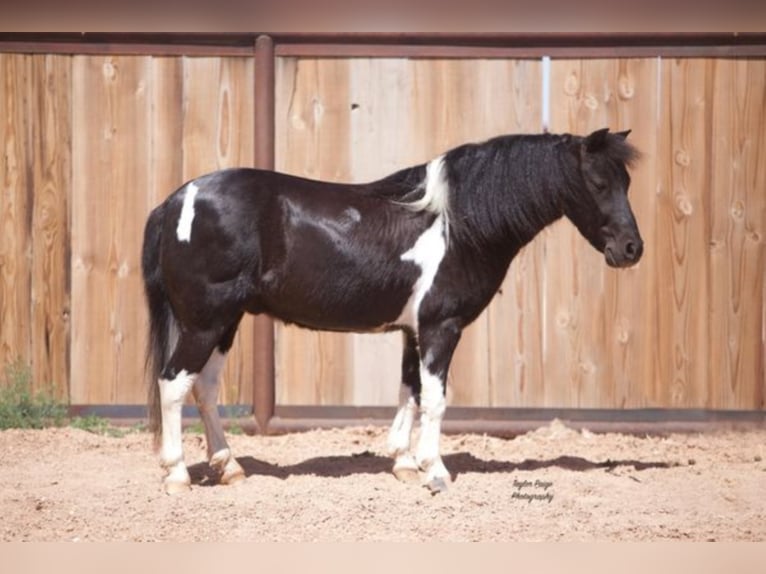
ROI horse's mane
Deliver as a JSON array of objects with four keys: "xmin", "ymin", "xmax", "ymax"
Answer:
[{"xmin": 363, "ymin": 130, "xmax": 640, "ymax": 251}]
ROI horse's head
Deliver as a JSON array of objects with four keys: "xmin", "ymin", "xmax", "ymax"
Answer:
[{"xmin": 564, "ymin": 128, "xmax": 643, "ymax": 268}]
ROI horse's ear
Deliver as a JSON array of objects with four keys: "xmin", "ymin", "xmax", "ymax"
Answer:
[
  {"xmin": 583, "ymin": 128, "xmax": 610, "ymax": 154},
  {"xmin": 615, "ymin": 129, "xmax": 632, "ymax": 140}
]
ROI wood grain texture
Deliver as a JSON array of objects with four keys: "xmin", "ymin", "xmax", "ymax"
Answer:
[
  {"xmin": 656, "ymin": 59, "xmax": 715, "ymax": 408},
  {"xmin": 71, "ymin": 55, "xmax": 153, "ymax": 404},
  {"xmin": 0, "ymin": 55, "xmax": 71, "ymax": 399},
  {"xmin": 0, "ymin": 55, "xmax": 33, "ymax": 381},
  {"xmin": 707, "ymin": 59, "xmax": 766, "ymax": 409},
  {"xmin": 29, "ymin": 55, "xmax": 72, "ymax": 400},
  {"xmin": 548, "ymin": 59, "xmax": 660, "ymax": 408}
]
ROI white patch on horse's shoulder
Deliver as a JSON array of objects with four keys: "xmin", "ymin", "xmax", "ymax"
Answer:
[
  {"xmin": 396, "ymin": 215, "xmax": 447, "ymax": 329},
  {"xmin": 176, "ymin": 182, "xmax": 199, "ymax": 242},
  {"xmin": 404, "ymin": 155, "xmax": 450, "ymax": 220}
]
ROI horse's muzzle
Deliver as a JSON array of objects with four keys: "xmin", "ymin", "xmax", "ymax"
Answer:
[{"xmin": 605, "ymin": 237, "xmax": 643, "ymax": 268}]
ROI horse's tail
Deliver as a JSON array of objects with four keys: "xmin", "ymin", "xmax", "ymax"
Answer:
[{"xmin": 141, "ymin": 203, "xmax": 174, "ymax": 448}]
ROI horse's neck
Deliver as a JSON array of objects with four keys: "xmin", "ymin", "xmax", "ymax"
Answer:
[{"xmin": 454, "ymin": 154, "xmax": 569, "ymax": 256}]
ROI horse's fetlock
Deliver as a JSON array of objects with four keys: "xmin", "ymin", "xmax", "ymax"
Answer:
[{"xmin": 209, "ymin": 448, "xmax": 232, "ymax": 471}]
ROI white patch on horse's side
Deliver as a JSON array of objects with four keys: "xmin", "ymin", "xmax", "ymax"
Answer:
[
  {"xmin": 176, "ymin": 182, "xmax": 199, "ymax": 242},
  {"xmin": 396, "ymin": 215, "xmax": 447, "ymax": 329},
  {"xmin": 404, "ymin": 155, "xmax": 450, "ymax": 222}
]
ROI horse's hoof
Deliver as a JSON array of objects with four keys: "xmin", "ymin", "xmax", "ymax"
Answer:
[
  {"xmin": 393, "ymin": 465, "xmax": 420, "ymax": 484},
  {"xmin": 220, "ymin": 464, "xmax": 246, "ymax": 486},
  {"xmin": 211, "ymin": 450, "xmax": 246, "ymax": 486},
  {"xmin": 162, "ymin": 462, "xmax": 191, "ymax": 494},
  {"xmin": 163, "ymin": 479, "xmax": 191, "ymax": 495},
  {"xmin": 425, "ymin": 477, "xmax": 449, "ymax": 494},
  {"xmin": 393, "ymin": 453, "xmax": 420, "ymax": 484}
]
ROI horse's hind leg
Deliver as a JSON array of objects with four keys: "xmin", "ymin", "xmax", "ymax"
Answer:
[
  {"xmin": 387, "ymin": 330, "xmax": 421, "ymax": 483},
  {"xmin": 192, "ymin": 319, "xmax": 245, "ymax": 486},
  {"xmin": 158, "ymin": 329, "xmax": 222, "ymax": 494}
]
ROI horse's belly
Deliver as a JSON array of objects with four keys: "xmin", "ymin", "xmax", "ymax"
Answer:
[{"xmin": 257, "ymin": 275, "xmax": 413, "ymax": 333}]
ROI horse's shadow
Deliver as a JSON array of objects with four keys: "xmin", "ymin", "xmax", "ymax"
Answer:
[{"xmin": 188, "ymin": 451, "xmax": 676, "ymax": 486}]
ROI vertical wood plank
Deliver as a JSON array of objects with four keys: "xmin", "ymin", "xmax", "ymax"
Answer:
[
  {"xmin": 29, "ymin": 55, "xmax": 72, "ymax": 399},
  {"xmin": 0, "ymin": 55, "xmax": 32, "ymax": 379},
  {"xmin": 71, "ymin": 55, "xmax": 153, "ymax": 404},
  {"xmin": 708, "ymin": 59, "xmax": 766, "ymax": 409},
  {"xmin": 181, "ymin": 56, "xmax": 255, "ymax": 405},
  {"xmin": 547, "ymin": 58, "xmax": 659, "ymax": 408},
  {"xmin": 655, "ymin": 58, "xmax": 713, "ymax": 408}
]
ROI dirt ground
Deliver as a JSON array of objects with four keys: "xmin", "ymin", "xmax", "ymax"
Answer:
[{"xmin": 1, "ymin": 420, "xmax": 764, "ymax": 541}]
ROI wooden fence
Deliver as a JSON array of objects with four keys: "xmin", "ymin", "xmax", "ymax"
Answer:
[
  {"xmin": 0, "ymin": 35, "xmax": 764, "ymax": 426},
  {"xmin": 274, "ymin": 56, "xmax": 766, "ymax": 412}
]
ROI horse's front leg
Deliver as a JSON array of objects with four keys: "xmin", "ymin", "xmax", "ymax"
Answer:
[
  {"xmin": 414, "ymin": 319, "xmax": 462, "ymax": 493},
  {"xmin": 387, "ymin": 330, "xmax": 421, "ymax": 483}
]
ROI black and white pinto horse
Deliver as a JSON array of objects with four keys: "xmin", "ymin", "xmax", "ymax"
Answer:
[{"xmin": 142, "ymin": 128, "xmax": 642, "ymax": 494}]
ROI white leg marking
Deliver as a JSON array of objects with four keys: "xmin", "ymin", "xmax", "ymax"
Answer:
[
  {"xmin": 397, "ymin": 215, "xmax": 447, "ymax": 329},
  {"xmin": 159, "ymin": 370, "xmax": 197, "ymax": 493},
  {"xmin": 193, "ymin": 351, "xmax": 245, "ymax": 485},
  {"xmin": 388, "ymin": 386, "xmax": 420, "ymax": 482},
  {"xmin": 416, "ymin": 367, "xmax": 449, "ymax": 487},
  {"xmin": 176, "ymin": 182, "xmax": 199, "ymax": 242},
  {"xmin": 387, "ymin": 385, "xmax": 418, "ymax": 455}
]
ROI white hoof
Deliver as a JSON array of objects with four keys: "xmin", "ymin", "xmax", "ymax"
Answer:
[
  {"xmin": 163, "ymin": 463, "xmax": 191, "ymax": 494},
  {"xmin": 392, "ymin": 453, "xmax": 420, "ymax": 483},
  {"xmin": 419, "ymin": 457, "xmax": 451, "ymax": 493}
]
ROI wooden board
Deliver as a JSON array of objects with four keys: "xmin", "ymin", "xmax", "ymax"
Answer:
[
  {"xmin": 0, "ymin": 54, "xmax": 71, "ymax": 399},
  {"xmin": 0, "ymin": 55, "xmax": 33, "ymax": 386},
  {"xmin": 29, "ymin": 55, "xmax": 72, "ymax": 400},
  {"xmin": 547, "ymin": 58, "xmax": 660, "ymax": 408},
  {"xmin": 707, "ymin": 58, "xmax": 766, "ymax": 409},
  {"xmin": 70, "ymin": 55, "xmax": 154, "ymax": 404}
]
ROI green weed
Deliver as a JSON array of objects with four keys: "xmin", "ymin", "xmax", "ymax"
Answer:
[
  {"xmin": 0, "ymin": 360, "xmax": 67, "ymax": 429},
  {"xmin": 69, "ymin": 414, "xmax": 129, "ymax": 438}
]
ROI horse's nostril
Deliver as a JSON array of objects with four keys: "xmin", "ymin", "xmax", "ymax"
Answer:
[{"xmin": 624, "ymin": 240, "xmax": 643, "ymax": 260}]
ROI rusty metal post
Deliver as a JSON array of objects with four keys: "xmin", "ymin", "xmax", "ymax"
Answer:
[{"xmin": 253, "ymin": 34, "xmax": 276, "ymax": 433}]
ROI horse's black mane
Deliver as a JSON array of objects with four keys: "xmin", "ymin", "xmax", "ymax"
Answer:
[{"xmin": 367, "ymin": 131, "xmax": 640, "ymax": 252}]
